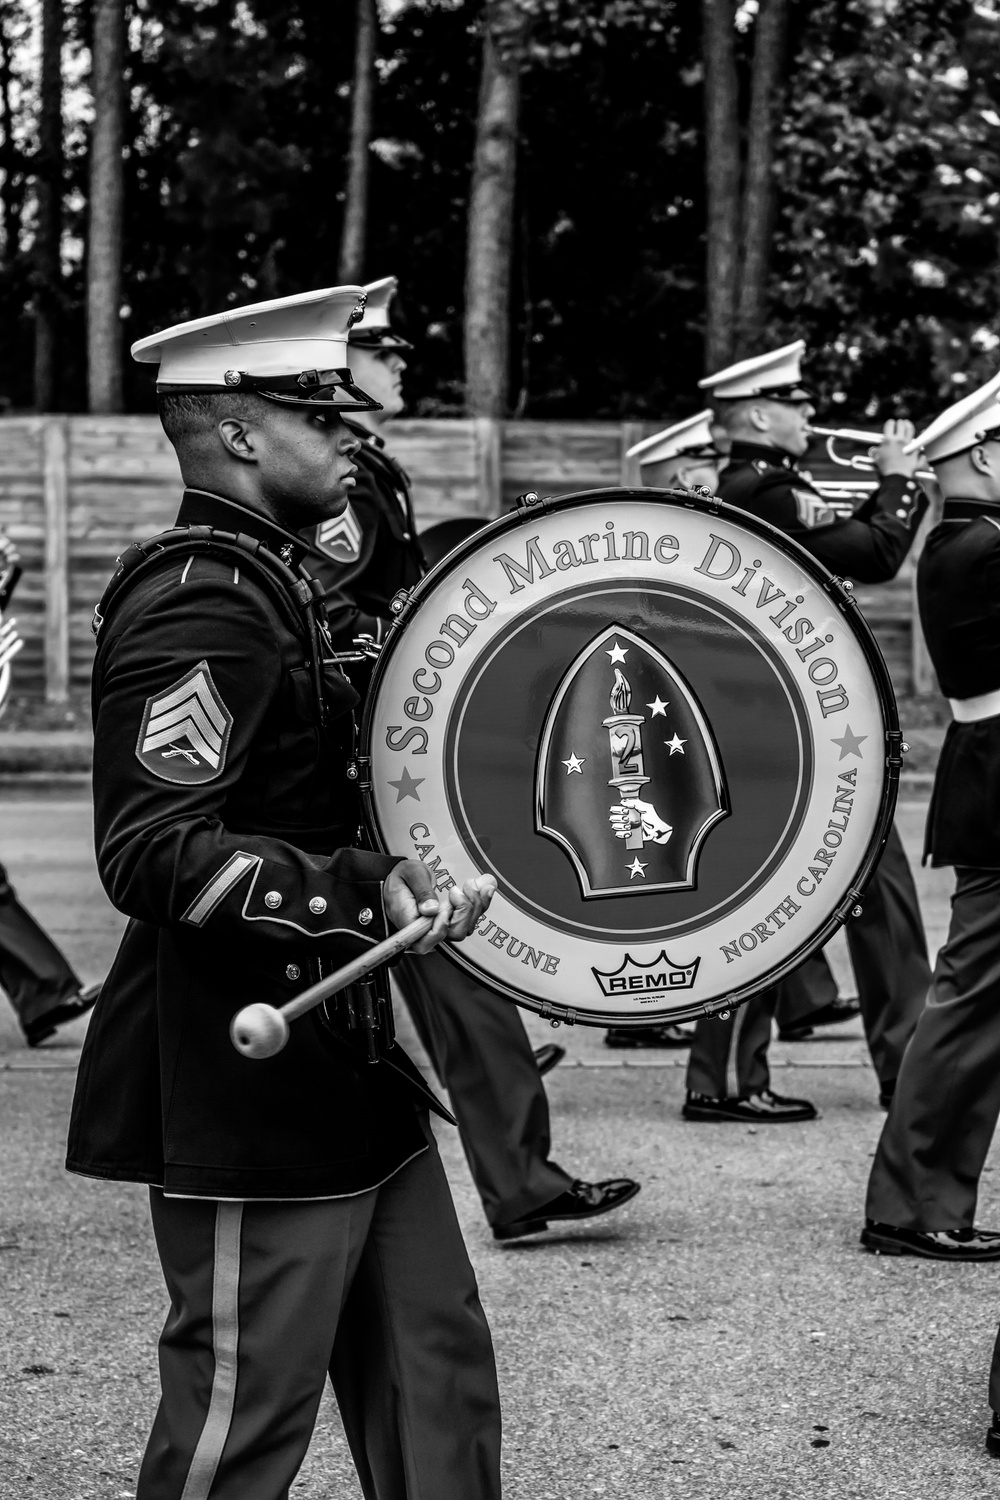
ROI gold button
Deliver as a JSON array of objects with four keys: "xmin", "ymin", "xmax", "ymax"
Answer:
[
  {"xmin": 286, "ymin": 963, "xmax": 301, "ymax": 981},
  {"xmin": 309, "ymin": 896, "xmax": 327, "ymax": 915},
  {"xmin": 264, "ymin": 891, "xmax": 282, "ymax": 909},
  {"xmin": 359, "ymin": 907, "xmax": 373, "ymax": 926}
]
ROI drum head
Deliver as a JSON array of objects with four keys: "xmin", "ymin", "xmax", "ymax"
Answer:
[{"xmin": 361, "ymin": 489, "xmax": 899, "ymax": 1026}]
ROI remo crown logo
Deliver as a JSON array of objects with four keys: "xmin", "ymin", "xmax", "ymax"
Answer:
[{"xmin": 363, "ymin": 495, "xmax": 891, "ymax": 1024}]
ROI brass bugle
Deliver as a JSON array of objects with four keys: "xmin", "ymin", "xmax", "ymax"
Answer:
[{"xmin": 806, "ymin": 427, "xmax": 934, "ymax": 481}]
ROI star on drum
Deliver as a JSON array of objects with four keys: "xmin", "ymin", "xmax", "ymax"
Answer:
[
  {"xmin": 647, "ymin": 696, "xmax": 669, "ymax": 716},
  {"xmin": 562, "ymin": 753, "xmax": 585, "ymax": 775},
  {"xmin": 606, "ymin": 640, "xmax": 628, "ymax": 664},
  {"xmin": 627, "ymin": 856, "xmax": 648, "ymax": 879},
  {"xmin": 665, "ymin": 733, "xmax": 687, "ymax": 755},
  {"xmin": 387, "ymin": 767, "xmax": 425, "ymax": 802},
  {"xmin": 831, "ymin": 725, "xmax": 867, "ymax": 760}
]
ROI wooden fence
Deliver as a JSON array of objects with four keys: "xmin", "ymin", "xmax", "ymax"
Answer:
[{"xmin": 0, "ymin": 414, "xmax": 935, "ymax": 703}]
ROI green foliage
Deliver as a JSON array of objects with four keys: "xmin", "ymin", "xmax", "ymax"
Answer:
[
  {"xmin": 2, "ymin": 0, "xmax": 1000, "ymax": 420},
  {"xmin": 773, "ymin": 0, "xmax": 1000, "ymax": 420}
]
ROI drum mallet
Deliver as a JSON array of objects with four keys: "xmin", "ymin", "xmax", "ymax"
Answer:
[{"xmin": 230, "ymin": 916, "xmax": 433, "ymax": 1061}]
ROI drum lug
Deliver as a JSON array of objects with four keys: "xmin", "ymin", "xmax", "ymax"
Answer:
[
  {"xmin": 884, "ymin": 728, "xmax": 904, "ymax": 771},
  {"xmin": 830, "ymin": 576, "xmax": 858, "ymax": 604},
  {"xmin": 389, "ymin": 587, "xmax": 416, "ymax": 623},
  {"xmin": 347, "ymin": 755, "xmax": 372, "ymax": 791},
  {"xmin": 515, "ymin": 490, "xmax": 551, "ymax": 520},
  {"xmin": 836, "ymin": 890, "xmax": 865, "ymax": 922}
]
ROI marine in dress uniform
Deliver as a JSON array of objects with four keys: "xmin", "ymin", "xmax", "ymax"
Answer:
[
  {"xmin": 862, "ymin": 373, "xmax": 1000, "ymax": 1273},
  {"xmin": 0, "ymin": 535, "xmax": 100, "ymax": 1046},
  {"xmin": 304, "ymin": 276, "xmax": 640, "ymax": 1241},
  {"xmin": 681, "ymin": 340, "xmax": 931, "ymax": 1123},
  {"xmin": 66, "ymin": 286, "xmax": 503, "ymax": 1500}
]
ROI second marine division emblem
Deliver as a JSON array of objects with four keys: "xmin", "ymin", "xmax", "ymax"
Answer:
[{"xmin": 536, "ymin": 624, "xmax": 729, "ymax": 897}]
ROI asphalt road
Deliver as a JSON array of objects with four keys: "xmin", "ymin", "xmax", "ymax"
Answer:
[{"xmin": 3, "ymin": 797, "xmax": 1000, "ymax": 1500}]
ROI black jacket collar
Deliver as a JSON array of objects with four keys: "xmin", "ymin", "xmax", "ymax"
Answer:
[
  {"xmin": 728, "ymin": 440, "xmax": 797, "ymax": 470},
  {"xmin": 176, "ymin": 489, "xmax": 310, "ymax": 570},
  {"xmin": 940, "ymin": 495, "xmax": 1000, "ymax": 523}
]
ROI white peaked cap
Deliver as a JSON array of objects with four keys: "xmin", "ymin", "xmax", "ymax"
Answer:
[
  {"xmin": 905, "ymin": 370, "xmax": 1000, "ymax": 463},
  {"xmin": 131, "ymin": 285, "xmax": 371, "ymax": 398},
  {"xmin": 626, "ymin": 410, "xmax": 719, "ymax": 465},
  {"xmin": 698, "ymin": 339, "xmax": 810, "ymax": 400},
  {"xmin": 349, "ymin": 275, "xmax": 413, "ymax": 349}
]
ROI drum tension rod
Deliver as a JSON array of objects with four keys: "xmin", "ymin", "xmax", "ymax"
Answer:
[
  {"xmin": 515, "ymin": 490, "xmax": 553, "ymax": 520},
  {"xmin": 830, "ymin": 576, "xmax": 859, "ymax": 605},
  {"xmin": 388, "ymin": 587, "xmax": 416, "ymax": 625}
]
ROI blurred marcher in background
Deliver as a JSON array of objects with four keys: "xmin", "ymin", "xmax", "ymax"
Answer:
[
  {"xmin": 679, "ymin": 340, "xmax": 930, "ymax": 1122},
  {"xmin": 864, "ymin": 373, "xmax": 1000, "ymax": 1268},
  {"xmin": 0, "ymin": 533, "xmax": 100, "ymax": 1046},
  {"xmin": 305, "ymin": 277, "xmax": 640, "ymax": 1243}
]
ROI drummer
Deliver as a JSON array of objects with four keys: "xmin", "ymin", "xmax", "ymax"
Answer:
[
  {"xmin": 863, "ymin": 372, "xmax": 1000, "ymax": 1269},
  {"xmin": 677, "ymin": 339, "xmax": 932, "ymax": 1123},
  {"xmin": 304, "ymin": 275, "xmax": 641, "ymax": 1243}
]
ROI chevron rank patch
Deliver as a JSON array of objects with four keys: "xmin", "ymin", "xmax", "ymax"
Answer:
[
  {"xmin": 136, "ymin": 661, "xmax": 234, "ymax": 784},
  {"xmin": 315, "ymin": 504, "xmax": 363, "ymax": 563},
  {"xmin": 793, "ymin": 488, "xmax": 837, "ymax": 530}
]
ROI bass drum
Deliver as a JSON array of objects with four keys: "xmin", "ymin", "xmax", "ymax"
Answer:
[{"xmin": 359, "ymin": 488, "xmax": 900, "ymax": 1027}]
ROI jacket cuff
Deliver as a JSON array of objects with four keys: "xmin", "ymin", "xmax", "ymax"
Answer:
[{"xmin": 241, "ymin": 852, "xmax": 401, "ymax": 950}]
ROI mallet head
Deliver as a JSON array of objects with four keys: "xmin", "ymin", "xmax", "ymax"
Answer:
[{"xmin": 230, "ymin": 1003, "xmax": 290, "ymax": 1060}]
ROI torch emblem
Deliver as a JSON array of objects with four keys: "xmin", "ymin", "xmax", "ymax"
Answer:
[{"xmin": 535, "ymin": 623, "xmax": 729, "ymax": 898}]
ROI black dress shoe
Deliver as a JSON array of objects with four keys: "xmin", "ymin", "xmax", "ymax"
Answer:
[
  {"xmin": 682, "ymin": 1088, "xmax": 818, "ymax": 1123},
  {"xmin": 24, "ymin": 981, "xmax": 102, "ymax": 1049},
  {"xmin": 492, "ymin": 1177, "xmax": 641, "ymax": 1242},
  {"xmin": 986, "ymin": 1412, "xmax": 1000, "ymax": 1457},
  {"xmin": 604, "ymin": 1022, "xmax": 694, "ymax": 1049},
  {"xmin": 533, "ymin": 1043, "xmax": 566, "ymax": 1076},
  {"xmin": 861, "ymin": 1220, "xmax": 1000, "ymax": 1261},
  {"xmin": 778, "ymin": 995, "xmax": 861, "ymax": 1040}
]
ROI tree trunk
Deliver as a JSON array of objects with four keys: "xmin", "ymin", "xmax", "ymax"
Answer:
[
  {"xmin": 736, "ymin": 0, "xmax": 788, "ymax": 354},
  {"xmin": 701, "ymin": 0, "xmax": 741, "ymax": 374},
  {"xmin": 0, "ymin": 6, "xmax": 14, "ymax": 253},
  {"xmin": 338, "ymin": 0, "xmax": 377, "ymax": 285},
  {"xmin": 87, "ymin": 0, "xmax": 126, "ymax": 413},
  {"xmin": 33, "ymin": 0, "xmax": 63, "ymax": 412},
  {"xmin": 464, "ymin": 0, "xmax": 531, "ymax": 418}
]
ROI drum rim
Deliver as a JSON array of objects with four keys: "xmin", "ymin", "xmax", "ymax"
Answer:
[{"xmin": 359, "ymin": 486, "xmax": 901, "ymax": 1026}]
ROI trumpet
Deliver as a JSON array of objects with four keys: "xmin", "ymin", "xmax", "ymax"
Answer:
[{"xmin": 807, "ymin": 426, "xmax": 934, "ymax": 481}]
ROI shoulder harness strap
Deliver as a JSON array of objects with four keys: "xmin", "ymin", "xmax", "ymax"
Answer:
[{"xmin": 93, "ymin": 526, "xmax": 335, "ymax": 726}]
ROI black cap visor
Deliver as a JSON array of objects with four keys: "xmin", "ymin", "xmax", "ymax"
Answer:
[
  {"xmin": 157, "ymin": 367, "xmax": 382, "ymax": 412},
  {"xmin": 348, "ymin": 328, "xmax": 413, "ymax": 352}
]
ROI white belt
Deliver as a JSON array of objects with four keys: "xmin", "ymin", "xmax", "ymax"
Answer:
[{"xmin": 949, "ymin": 688, "xmax": 1000, "ymax": 723}]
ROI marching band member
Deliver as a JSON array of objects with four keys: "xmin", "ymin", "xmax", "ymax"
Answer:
[
  {"xmin": 863, "ymin": 372, "xmax": 1000, "ymax": 1271},
  {"xmin": 678, "ymin": 340, "xmax": 931, "ymax": 1122},
  {"xmin": 66, "ymin": 287, "xmax": 503, "ymax": 1499},
  {"xmin": 0, "ymin": 533, "xmax": 101, "ymax": 1046},
  {"xmin": 305, "ymin": 276, "xmax": 641, "ymax": 1241}
]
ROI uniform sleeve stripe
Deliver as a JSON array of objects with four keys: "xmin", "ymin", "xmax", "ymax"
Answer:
[
  {"xmin": 183, "ymin": 852, "xmax": 260, "ymax": 927},
  {"xmin": 179, "ymin": 1202, "xmax": 243, "ymax": 1500}
]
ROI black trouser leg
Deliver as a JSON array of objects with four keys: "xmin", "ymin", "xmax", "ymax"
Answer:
[
  {"xmin": 865, "ymin": 867, "xmax": 1000, "ymax": 1230},
  {"xmin": 0, "ymin": 862, "xmax": 80, "ymax": 1033},
  {"xmin": 773, "ymin": 953, "xmax": 839, "ymax": 1029},
  {"xmin": 686, "ymin": 989, "xmax": 778, "ymax": 1097},
  {"xmin": 138, "ymin": 1120, "xmax": 502, "ymax": 1500},
  {"xmin": 395, "ymin": 950, "xmax": 572, "ymax": 1228},
  {"xmin": 846, "ymin": 822, "xmax": 930, "ymax": 1087}
]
